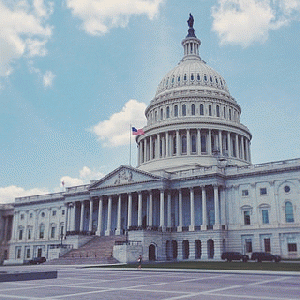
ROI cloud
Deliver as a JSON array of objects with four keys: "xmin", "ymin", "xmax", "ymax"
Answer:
[
  {"xmin": 0, "ymin": 0, "xmax": 53, "ymax": 77},
  {"xmin": 212, "ymin": 0, "xmax": 300, "ymax": 47},
  {"xmin": 66, "ymin": 0, "xmax": 165, "ymax": 35},
  {"xmin": 43, "ymin": 70, "xmax": 55, "ymax": 87},
  {"xmin": 61, "ymin": 166, "xmax": 105, "ymax": 187},
  {"xmin": 92, "ymin": 99, "xmax": 147, "ymax": 147},
  {"xmin": 0, "ymin": 185, "xmax": 49, "ymax": 204}
]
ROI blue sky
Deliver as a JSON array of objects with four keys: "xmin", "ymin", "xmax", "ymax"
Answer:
[{"xmin": 1, "ymin": 0, "xmax": 300, "ymax": 203}]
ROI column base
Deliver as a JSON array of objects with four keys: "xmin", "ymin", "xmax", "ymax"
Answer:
[
  {"xmin": 105, "ymin": 230, "xmax": 111, "ymax": 236},
  {"xmin": 201, "ymin": 225, "xmax": 207, "ymax": 231},
  {"xmin": 177, "ymin": 226, "xmax": 182, "ymax": 232},
  {"xmin": 115, "ymin": 229, "xmax": 122, "ymax": 235},
  {"xmin": 213, "ymin": 224, "xmax": 222, "ymax": 230},
  {"xmin": 95, "ymin": 231, "xmax": 102, "ymax": 236},
  {"xmin": 160, "ymin": 226, "xmax": 166, "ymax": 232},
  {"xmin": 189, "ymin": 225, "xmax": 195, "ymax": 232}
]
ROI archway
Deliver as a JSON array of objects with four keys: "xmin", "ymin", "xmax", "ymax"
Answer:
[
  {"xmin": 172, "ymin": 240, "xmax": 178, "ymax": 259},
  {"xmin": 195, "ymin": 240, "xmax": 201, "ymax": 259},
  {"xmin": 149, "ymin": 244, "xmax": 156, "ymax": 261},
  {"xmin": 182, "ymin": 240, "xmax": 189, "ymax": 259},
  {"xmin": 207, "ymin": 239, "xmax": 214, "ymax": 259}
]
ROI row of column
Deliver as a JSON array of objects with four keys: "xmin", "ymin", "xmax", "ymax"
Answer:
[
  {"xmin": 138, "ymin": 129, "xmax": 251, "ymax": 165},
  {"xmin": 67, "ymin": 185, "xmax": 224, "ymax": 237}
]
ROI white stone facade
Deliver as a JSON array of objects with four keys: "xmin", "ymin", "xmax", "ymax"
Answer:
[{"xmin": 6, "ymin": 20, "xmax": 300, "ymax": 264}]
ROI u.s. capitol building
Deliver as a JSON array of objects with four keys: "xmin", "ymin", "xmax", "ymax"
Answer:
[{"xmin": 6, "ymin": 18, "xmax": 300, "ymax": 264}]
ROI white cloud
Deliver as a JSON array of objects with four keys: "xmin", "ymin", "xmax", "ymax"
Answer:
[
  {"xmin": 61, "ymin": 166, "xmax": 105, "ymax": 187},
  {"xmin": 43, "ymin": 70, "xmax": 55, "ymax": 87},
  {"xmin": 66, "ymin": 0, "xmax": 165, "ymax": 35},
  {"xmin": 0, "ymin": 185, "xmax": 49, "ymax": 204},
  {"xmin": 212, "ymin": 0, "xmax": 300, "ymax": 47},
  {"xmin": 92, "ymin": 99, "xmax": 147, "ymax": 147},
  {"xmin": 0, "ymin": 0, "xmax": 53, "ymax": 77}
]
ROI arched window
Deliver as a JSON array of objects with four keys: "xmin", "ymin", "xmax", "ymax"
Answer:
[
  {"xmin": 200, "ymin": 104, "xmax": 204, "ymax": 115},
  {"xmin": 166, "ymin": 106, "xmax": 170, "ymax": 118},
  {"xmin": 182, "ymin": 104, "xmax": 186, "ymax": 116},
  {"xmin": 191, "ymin": 104, "xmax": 195, "ymax": 115},
  {"xmin": 204, "ymin": 75, "xmax": 207, "ymax": 82},
  {"xmin": 285, "ymin": 202, "xmax": 294, "ymax": 223},
  {"xmin": 216, "ymin": 105, "xmax": 220, "ymax": 117},
  {"xmin": 184, "ymin": 74, "xmax": 187, "ymax": 81},
  {"xmin": 39, "ymin": 224, "xmax": 45, "ymax": 239},
  {"xmin": 191, "ymin": 135, "xmax": 196, "ymax": 153},
  {"xmin": 191, "ymin": 73, "xmax": 194, "ymax": 81},
  {"xmin": 178, "ymin": 76, "xmax": 180, "ymax": 82},
  {"xmin": 174, "ymin": 105, "xmax": 178, "ymax": 117},
  {"xmin": 197, "ymin": 74, "xmax": 200, "ymax": 81},
  {"xmin": 181, "ymin": 135, "xmax": 187, "ymax": 154}
]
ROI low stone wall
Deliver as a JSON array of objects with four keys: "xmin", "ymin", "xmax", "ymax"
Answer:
[{"xmin": 113, "ymin": 242, "xmax": 143, "ymax": 263}]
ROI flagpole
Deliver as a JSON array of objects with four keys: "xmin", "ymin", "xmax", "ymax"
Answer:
[{"xmin": 129, "ymin": 123, "xmax": 132, "ymax": 166}]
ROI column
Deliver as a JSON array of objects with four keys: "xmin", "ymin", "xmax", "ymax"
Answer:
[
  {"xmin": 144, "ymin": 138, "xmax": 147, "ymax": 162},
  {"xmin": 177, "ymin": 189, "xmax": 183, "ymax": 232},
  {"xmin": 96, "ymin": 196, "xmax": 103, "ymax": 236},
  {"xmin": 80, "ymin": 201, "xmax": 84, "ymax": 232},
  {"xmin": 167, "ymin": 191, "xmax": 172, "ymax": 228},
  {"xmin": 219, "ymin": 130, "xmax": 222, "ymax": 154},
  {"xmin": 148, "ymin": 190, "xmax": 153, "ymax": 227},
  {"xmin": 227, "ymin": 132, "xmax": 231, "ymax": 157},
  {"xmin": 245, "ymin": 138, "xmax": 249, "ymax": 161},
  {"xmin": 187, "ymin": 129, "xmax": 191, "ymax": 155},
  {"xmin": 138, "ymin": 192, "xmax": 142, "ymax": 227},
  {"xmin": 189, "ymin": 187, "xmax": 195, "ymax": 231},
  {"xmin": 149, "ymin": 135, "xmax": 153, "ymax": 160},
  {"xmin": 201, "ymin": 186, "xmax": 207, "ymax": 230},
  {"xmin": 213, "ymin": 185, "xmax": 221, "ymax": 229},
  {"xmin": 208, "ymin": 129, "xmax": 212, "ymax": 155},
  {"xmin": 116, "ymin": 194, "xmax": 122, "ymax": 235},
  {"xmin": 220, "ymin": 187, "xmax": 226, "ymax": 226},
  {"xmin": 3, "ymin": 217, "xmax": 8, "ymax": 242},
  {"xmin": 105, "ymin": 195, "xmax": 112, "ymax": 236},
  {"xmin": 12, "ymin": 211, "xmax": 19, "ymax": 241},
  {"xmin": 127, "ymin": 193, "xmax": 132, "ymax": 228},
  {"xmin": 176, "ymin": 130, "xmax": 180, "ymax": 156},
  {"xmin": 70, "ymin": 203, "xmax": 76, "ymax": 232},
  {"xmin": 160, "ymin": 190, "xmax": 165, "ymax": 231},
  {"xmin": 235, "ymin": 134, "xmax": 239, "ymax": 158},
  {"xmin": 89, "ymin": 199, "xmax": 93, "ymax": 232},
  {"xmin": 63, "ymin": 205, "xmax": 68, "ymax": 237},
  {"xmin": 197, "ymin": 129, "xmax": 201, "ymax": 155},
  {"xmin": 165, "ymin": 132, "xmax": 169, "ymax": 157},
  {"xmin": 156, "ymin": 134, "xmax": 160, "ymax": 158}
]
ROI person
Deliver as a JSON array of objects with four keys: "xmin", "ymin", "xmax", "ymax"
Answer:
[{"xmin": 137, "ymin": 255, "xmax": 142, "ymax": 269}]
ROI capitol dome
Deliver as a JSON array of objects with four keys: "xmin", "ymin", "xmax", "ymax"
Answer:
[{"xmin": 136, "ymin": 19, "xmax": 252, "ymax": 174}]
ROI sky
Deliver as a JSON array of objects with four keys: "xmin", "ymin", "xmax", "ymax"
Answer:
[{"xmin": 1, "ymin": 0, "xmax": 300, "ymax": 204}]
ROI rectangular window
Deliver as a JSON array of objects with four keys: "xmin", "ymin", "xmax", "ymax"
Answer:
[
  {"xmin": 260, "ymin": 187, "xmax": 267, "ymax": 195},
  {"xmin": 245, "ymin": 239, "xmax": 252, "ymax": 253},
  {"xmin": 62, "ymin": 210, "xmax": 65, "ymax": 215},
  {"xmin": 166, "ymin": 106, "xmax": 170, "ymax": 118},
  {"xmin": 28, "ymin": 228, "xmax": 31, "ymax": 240},
  {"xmin": 264, "ymin": 238, "xmax": 271, "ymax": 253},
  {"xmin": 288, "ymin": 243, "xmax": 297, "ymax": 252},
  {"xmin": 244, "ymin": 211, "xmax": 250, "ymax": 225},
  {"xmin": 262, "ymin": 210, "xmax": 269, "ymax": 224},
  {"xmin": 16, "ymin": 248, "xmax": 21, "ymax": 259},
  {"xmin": 52, "ymin": 210, "xmax": 56, "ymax": 216},
  {"xmin": 19, "ymin": 229, "xmax": 23, "ymax": 240},
  {"xmin": 182, "ymin": 104, "xmax": 186, "ymax": 116},
  {"xmin": 26, "ymin": 248, "xmax": 30, "ymax": 259},
  {"xmin": 201, "ymin": 135, "xmax": 206, "ymax": 153},
  {"xmin": 242, "ymin": 189, "xmax": 249, "ymax": 196},
  {"xmin": 174, "ymin": 105, "xmax": 178, "ymax": 117},
  {"xmin": 51, "ymin": 226, "xmax": 56, "ymax": 239},
  {"xmin": 30, "ymin": 213, "xmax": 33, "ymax": 218},
  {"xmin": 39, "ymin": 225, "xmax": 45, "ymax": 239},
  {"xmin": 20, "ymin": 214, "xmax": 24, "ymax": 220}
]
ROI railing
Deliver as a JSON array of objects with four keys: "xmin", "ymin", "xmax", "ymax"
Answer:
[
  {"xmin": 66, "ymin": 231, "xmax": 95, "ymax": 236},
  {"xmin": 115, "ymin": 240, "xmax": 142, "ymax": 246},
  {"xmin": 15, "ymin": 192, "xmax": 63, "ymax": 203},
  {"xmin": 66, "ymin": 184, "xmax": 90, "ymax": 193}
]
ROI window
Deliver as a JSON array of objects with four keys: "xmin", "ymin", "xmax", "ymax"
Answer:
[
  {"xmin": 28, "ymin": 227, "xmax": 32, "ymax": 240},
  {"xmin": 200, "ymin": 104, "xmax": 204, "ymax": 115},
  {"xmin": 285, "ymin": 201, "xmax": 294, "ymax": 223},
  {"xmin": 229, "ymin": 109, "xmax": 231, "ymax": 120},
  {"xmin": 62, "ymin": 210, "xmax": 65, "ymax": 216},
  {"xmin": 245, "ymin": 239, "xmax": 252, "ymax": 253},
  {"xmin": 51, "ymin": 226, "xmax": 56, "ymax": 239},
  {"xmin": 52, "ymin": 210, "xmax": 56, "ymax": 216},
  {"xmin": 244, "ymin": 211, "xmax": 250, "ymax": 225},
  {"xmin": 178, "ymin": 76, "xmax": 180, "ymax": 82},
  {"xmin": 216, "ymin": 105, "xmax": 220, "ymax": 117},
  {"xmin": 39, "ymin": 224, "xmax": 45, "ymax": 239},
  {"xmin": 264, "ymin": 238, "xmax": 271, "ymax": 253},
  {"xmin": 26, "ymin": 248, "xmax": 30, "ymax": 259},
  {"xmin": 184, "ymin": 74, "xmax": 187, "ymax": 81},
  {"xmin": 182, "ymin": 104, "xmax": 186, "ymax": 116},
  {"xmin": 160, "ymin": 108, "xmax": 163, "ymax": 120},
  {"xmin": 172, "ymin": 76, "xmax": 174, "ymax": 84},
  {"xmin": 41, "ymin": 212, "xmax": 45, "ymax": 217},
  {"xmin": 197, "ymin": 74, "xmax": 200, "ymax": 81},
  {"xmin": 30, "ymin": 213, "xmax": 33, "ymax": 218},
  {"xmin": 16, "ymin": 247, "xmax": 21, "ymax": 259},
  {"xmin": 155, "ymin": 111, "xmax": 157, "ymax": 121},
  {"xmin": 191, "ymin": 104, "xmax": 195, "ymax": 115},
  {"xmin": 262, "ymin": 210, "xmax": 269, "ymax": 224},
  {"xmin": 173, "ymin": 136, "xmax": 177, "ymax": 155},
  {"xmin": 260, "ymin": 188, "xmax": 267, "ymax": 195},
  {"xmin": 201, "ymin": 135, "xmax": 206, "ymax": 153},
  {"xmin": 209, "ymin": 105, "xmax": 212, "ymax": 116},
  {"xmin": 160, "ymin": 139, "xmax": 163, "ymax": 157},
  {"xmin": 210, "ymin": 76, "xmax": 213, "ymax": 82},
  {"xmin": 19, "ymin": 229, "xmax": 23, "ymax": 240},
  {"xmin": 242, "ymin": 190, "xmax": 249, "ymax": 196},
  {"xmin": 204, "ymin": 75, "xmax": 207, "ymax": 81},
  {"xmin": 284, "ymin": 185, "xmax": 290, "ymax": 193},
  {"xmin": 288, "ymin": 243, "xmax": 297, "ymax": 252},
  {"xmin": 20, "ymin": 214, "xmax": 24, "ymax": 220},
  {"xmin": 191, "ymin": 135, "xmax": 196, "ymax": 153},
  {"xmin": 181, "ymin": 135, "xmax": 187, "ymax": 154},
  {"xmin": 166, "ymin": 106, "xmax": 170, "ymax": 118},
  {"xmin": 224, "ymin": 107, "xmax": 226, "ymax": 119},
  {"xmin": 191, "ymin": 73, "xmax": 194, "ymax": 81},
  {"xmin": 174, "ymin": 105, "xmax": 178, "ymax": 117}
]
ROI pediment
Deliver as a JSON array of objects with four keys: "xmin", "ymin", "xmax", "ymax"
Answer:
[{"xmin": 89, "ymin": 165, "xmax": 162, "ymax": 189}]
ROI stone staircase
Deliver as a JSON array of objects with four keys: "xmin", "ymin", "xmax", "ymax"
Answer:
[{"xmin": 46, "ymin": 235, "xmax": 126, "ymax": 265}]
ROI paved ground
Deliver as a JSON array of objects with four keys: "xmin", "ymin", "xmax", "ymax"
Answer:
[{"xmin": 0, "ymin": 266, "xmax": 299, "ymax": 300}]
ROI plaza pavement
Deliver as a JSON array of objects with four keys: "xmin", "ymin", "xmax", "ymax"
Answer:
[{"xmin": 0, "ymin": 265, "xmax": 299, "ymax": 300}]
